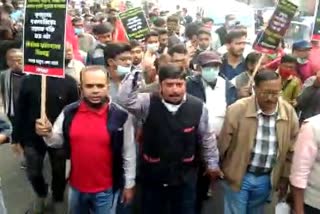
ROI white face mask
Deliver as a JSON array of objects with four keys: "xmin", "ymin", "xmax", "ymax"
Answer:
[
  {"xmin": 228, "ymin": 20, "xmax": 236, "ymax": 26},
  {"xmin": 116, "ymin": 65, "xmax": 131, "ymax": 76},
  {"xmin": 297, "ymin": 57, "xmax": 308, "ymax": 65},
  {"xmin": 147, "ymin": 43, "xmax": 159, "ymax": 52}
]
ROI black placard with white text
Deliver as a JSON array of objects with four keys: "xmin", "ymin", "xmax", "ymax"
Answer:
[
  {"xmin": 23, "ymin": 0, "xmax": 67, "ymax": 77},
  {"xmin": 253, "ymin": 0, "xmax": 297, "ymax": 54},
  {"xmin": 119, "ymin": 7, "xmax": 150, "ymax": 41}
]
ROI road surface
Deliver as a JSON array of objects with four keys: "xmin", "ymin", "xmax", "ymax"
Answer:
[{"xmin": 0, "ymin": 144, "xmax": 275, "ymax": 214}]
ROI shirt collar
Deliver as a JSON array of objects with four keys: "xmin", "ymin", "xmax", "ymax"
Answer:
[
  {"xmin": 256, "ymin": 100, "xmax": 279, "ymax": 117},
  {"xmin": 161, "ymin": 94, "xmax": 187, "ymax": 113}
]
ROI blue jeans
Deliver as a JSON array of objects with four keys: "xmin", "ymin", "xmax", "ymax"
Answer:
[
  {"xmin": 68, "ymin": 186, "xmax": 113, "ymax": 214},
  {"xmin": 223, "ymin": 172, "xmax": 271, "ymax": 214},
  {"xmin": 0, "ymin": 188, "xmax": 7, "ymax": 214}
]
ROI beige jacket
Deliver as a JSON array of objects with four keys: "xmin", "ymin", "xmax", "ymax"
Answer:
[{"xmin": 218, "ymin": 96, "xmax": 299, "ymax": 191}]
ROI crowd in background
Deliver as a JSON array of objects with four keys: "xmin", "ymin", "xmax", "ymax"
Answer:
[{"xmin": 0, "ymin": 0, "xmax": 320, "ymax": 214}]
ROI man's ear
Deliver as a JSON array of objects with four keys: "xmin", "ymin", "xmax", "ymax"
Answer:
[{"xmin": 108, "ymin": 59, "xmax": 116, "ymax": 68}]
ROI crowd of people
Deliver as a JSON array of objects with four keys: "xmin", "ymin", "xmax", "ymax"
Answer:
[{"xmin": 0, "ymin": 0, "xmax": 320, "ymax": 214}]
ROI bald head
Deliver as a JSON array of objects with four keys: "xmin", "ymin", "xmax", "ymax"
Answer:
[
  {"xmin": 80, "ymin": 65, "xmax": 109, "ymax": 86},
  {"xmin": 80, "ymin": 66, "xmax": 109, "ymax": 108},
  {"xmin": 6, "ymin": 48, "xmax": 23, "ymax": 72}
]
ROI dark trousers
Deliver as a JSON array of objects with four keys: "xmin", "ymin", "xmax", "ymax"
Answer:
[
  {"xmin": 305, "ymin": 204, "xmax": 320, "ymax": 214},
  {"xmin": 195, "ymin": 168, "xmax": 210, "ymax": 213},
  {"xmin": 24, "ymin": 145, "xmax": 66, "ymax": 202},
  {"xmin": 141, "ymin": 177, "xmax": 196, "ymax": 214}
]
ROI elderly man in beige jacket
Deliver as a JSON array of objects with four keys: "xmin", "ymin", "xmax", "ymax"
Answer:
[{"xmin": 218, "ymin": 70, "xmax": 299, "ymax": 214}]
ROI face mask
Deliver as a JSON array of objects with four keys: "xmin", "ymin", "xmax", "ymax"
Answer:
[
  {"xmin": 297, "ymin": 58, "xmax": 308, "ymax": 65},
  {"xmin": 83, "ymin": 96, "xmax": 108, "ymax": 109},
  {"xmin": 147, "ymin": 43, "xmax": 159, "ymax": 52},
  {"xmin": 74, "ymin": 27, "xmax": 84, "ymax": 36},
  {"xmin": 227, "ymin": 20, "xmax": 236, "ymax": 27},
  {"xmin": 116, "ymin": 65, "xmax": 131, "ymax": 77},
  {"xmin": 202, "ymin": 67, "xmax": 220, "ymax": 82},
  {"xmin": 279, "ymin": 68, "xmax": 295, "ymax": 79}
]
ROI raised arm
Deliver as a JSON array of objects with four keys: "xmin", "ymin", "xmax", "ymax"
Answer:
[{"xmin": 118, "ymin": 70, "xmax": 150, "ymax": 121}]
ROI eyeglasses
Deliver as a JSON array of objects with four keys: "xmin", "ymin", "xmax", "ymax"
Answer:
[{"xmin": 258, "ymin": 91, "xmax": 282, "ymax": 99}]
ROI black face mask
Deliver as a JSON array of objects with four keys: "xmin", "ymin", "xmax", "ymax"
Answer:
[
  {"xmin": 83, "ymin": 96, "xmax": 108, "ymax": 109},
  {"xmin": 65, "ymin": 58, "xmax": 71, "ymax": 65}
]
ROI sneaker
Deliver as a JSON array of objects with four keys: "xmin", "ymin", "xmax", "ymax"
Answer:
[{"xmin": 33, "ymin": 197, "xmax": 45, "ymax": 214}]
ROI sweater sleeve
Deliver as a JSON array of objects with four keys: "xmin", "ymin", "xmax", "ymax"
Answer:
[
  {"xmin": 43, "ymin": 111, "xmax": 65, "ymax": 148},
  {"xmin": 122, "ymin": 114, "xmax": 136, "ymax": 189},
  {"xmin": 290, "ymin": 123, "xmax": 318, "ymax": 189}
]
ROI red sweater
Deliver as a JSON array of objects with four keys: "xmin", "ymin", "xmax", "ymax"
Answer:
[{"xmin": 69, "ymin": 102, "xmax": 113, "ymax": 193}]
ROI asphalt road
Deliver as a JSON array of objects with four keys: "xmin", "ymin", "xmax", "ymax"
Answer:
[{"xmin": 0, "ymin": 144, "xmax": 275, "ymax": 214}]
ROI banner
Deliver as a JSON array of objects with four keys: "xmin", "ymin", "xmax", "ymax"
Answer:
[
  {"xmin": 119, "ymin": 7, "xmax": 150, "ymax": 41},
  {"xmin": 313, "ymin": 0, "xmax": 320, "ymax": 40},
  {"xmin": 253, "ymin": 0, "xmax": 298, "ymax": 54},
  {"xmin": 23, "ymin": 0, "xmax": 67, "ymax": 78}
]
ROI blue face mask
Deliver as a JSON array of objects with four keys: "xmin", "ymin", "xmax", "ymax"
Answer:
[
  {"xmin": 116, "ymin": 65, "xmax": 131, "ymax": 76},
  {"xmin": 202, "ymin": 67, "xmax": 220, "ymax": 82},
  {"xmin": 74, "ymin": 27, "xmax": 84, "ymax": 36}
]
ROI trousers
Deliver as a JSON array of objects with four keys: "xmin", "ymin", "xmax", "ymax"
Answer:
[{"xmin": 24, "ymin": 145, "xmax": 66, "ymax": 202}]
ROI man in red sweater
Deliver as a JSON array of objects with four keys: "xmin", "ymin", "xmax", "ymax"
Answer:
[{"xmin": 35, "ymin": 66, "xmax": 136, "ymax": 214}]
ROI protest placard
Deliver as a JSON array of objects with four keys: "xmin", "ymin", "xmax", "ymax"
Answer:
[
  {"xmin": 23, "ymin": 0, "xmax": 68, "ymax": 120},
  {"xmin": 23, "ymin": 0, "xmax": 67, "ymax": 78},
  {"xmin": 119, "ymin": 7, "xmax": 150, "ymax": 41},
  {"xmin": 253, "ymin": 0, "xmax": 298, "ymax": 54}
]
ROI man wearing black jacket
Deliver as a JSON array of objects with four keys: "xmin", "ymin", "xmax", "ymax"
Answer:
[{"xmin": 15, "ymin": 74, "xmax": 79, "ymax": 214}]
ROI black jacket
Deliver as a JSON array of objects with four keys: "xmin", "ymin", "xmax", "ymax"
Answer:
[{"xmin": 15, "ymin": 75, "xmax": 79, "ymax": 148}]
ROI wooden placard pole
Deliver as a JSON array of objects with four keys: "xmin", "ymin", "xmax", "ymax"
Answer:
[
  {"xmin": 247, "ymin": 53, "xmax": 266, "ymax": 86},
  {"xmin": 41, "ymin": 75, "xmax": 47, "ymax": 122}
]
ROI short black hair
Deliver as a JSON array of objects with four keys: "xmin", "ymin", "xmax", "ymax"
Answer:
[
  {"xmin": 92, "ymin": 23, "xmax": 113, "ymax": 35},
  {"xmin": 254, "ymin": 70, "xmax": 280, "ymax": 87},
  {"xmin": 71, "ymin": 16, "xmax": 82, "ymax": 25},
  {"xmin": 185, "ymin": 23, "xmax": 201, "ymax": 40},
  {"xmin": 167, "ymin": 15, "xmax": 179, "ymax": 24},
  {"xmin": 157, "ymin": 28, "xmax": 168, "ymax": 35},
  {"xmin": 225, "ymin": 30, "xmax": 247, "ymax": 44},
  {"xmin": 280, "ymin": 54, "xmax": 297, "ymax": 64},
  {"xmin": 153, "ymin": 17, "xmax": 166, "ymax": 27},
  {"xmin": 103, "ymin": 42, "xmax": 132, "ymax": 67},
  {"xmin": 202, "ymin": 17, "xmax": 214, "ymax": 24},
  {"xmin": 159, "ymin": 64, "xmax": 186, "ymax": 82},
  {"xmin": 145, "ymin": 31, "xmax": 159, "ymax": 42},
  {"xmin": 130, "ymin": 40, "xmax": 142, "ymax": 49},
  {"xmin": 197, "ymin": 28, "xmax": 211, "ymax": 37},
  {"xmin": 245, "ymin": 52, "xmax": 261, "ymax": 69},
  {"xmin": 168, "ymin": 44, "xmax": 188, "ymax": 56}
]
